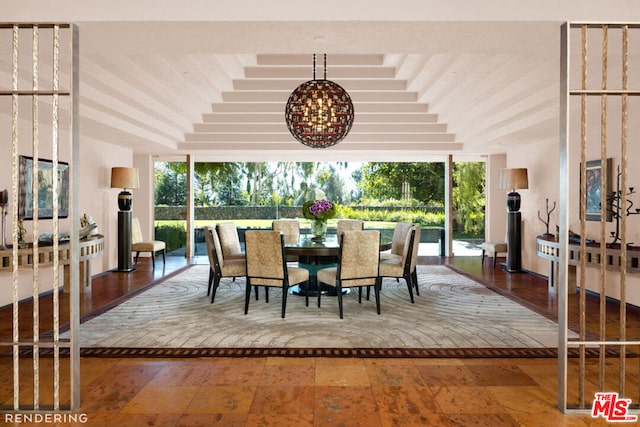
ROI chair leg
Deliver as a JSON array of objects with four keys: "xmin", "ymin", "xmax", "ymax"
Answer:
[
  {"xmin": 357, "ymin": 286, "xmax": 363, "ymax": 304},
  {"xmin": 481, "ymin": 249, "xmax": 485, "ymax": 265},
  {"xmin": 134, "ymin": 251, "xmax": 140, "ymax": 265},
  {"xmin": 211, "ymin": 274, "xmax": 221, "ymax": 304},
  {"xmin": 374, "ymin": 278, "xmax": 382, "ymax": 315},
  {"xmin": 151, "ymin": 252, "xmax": 156, "ymax": 269},
  {"xmin": 337, "ymin": 282, "xmax": 344, "ymax": 319},
  {"xmin": 244, "ymin": 281, "xmax": 252, "ymax": 314},
  {"xmin": 207, "ymin": 268, "xmax": 213, "ymax": 296},
  {"xmin": 254, "ymin": 286, "xmax": 259, "ymax": 300},
  {"xmin": 162, "ymin": 249, "xmax": 166, "ymax": 265},
  {"xmin": 493, "ymin": 254, "xmax": 498, "ymax": 269},
  {"xmin": 404, "ymin": 273, "xmax": 415, "ymax": 304},
  {"xmin": 305, "ymin": 281, "xmax": 309, "ymax": 307},
  {"xmin": 265, "ymin": 287, "xmax": 269, "ymax": 303},
  {"xmin": 281, "ymin": 285, "xmax": 288, "ymax": 318},
  {"xmin": 412, "ymin": 270, "xmax": 419, "ymax": 296}
]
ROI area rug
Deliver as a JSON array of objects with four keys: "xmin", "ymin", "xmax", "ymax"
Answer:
[{"xmin": 66, "ymin": 265, "xmax": 572, "ymax": 357}]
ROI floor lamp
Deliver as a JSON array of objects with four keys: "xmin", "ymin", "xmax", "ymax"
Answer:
[
  {"xmin": 499, "ymin": 168, "xmax": 528, "ymax": 273},
  {"xmin": 111, "ymin": 167, "xmax": 139, "ymax": 272}
]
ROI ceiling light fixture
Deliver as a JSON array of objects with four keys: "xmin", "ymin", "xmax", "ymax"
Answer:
[{"xmin": 285, "ymin": 54, "xmax": 354, "ymax": 148}]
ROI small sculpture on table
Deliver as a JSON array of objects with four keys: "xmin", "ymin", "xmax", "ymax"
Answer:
[
  {"xmin": 537, "ymin": 198, "xmax": 556, "ymax": 237},
  {"xmin": 607, "ymin": 165, "xmax": 640, "ymax": 245},
  {"xmin": 80, "ymin": 213, "xmax": 98, "ymax": 239}
]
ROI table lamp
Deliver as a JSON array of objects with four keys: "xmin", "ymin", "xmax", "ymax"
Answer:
[
  {"xmin": 111, "ymin": 167, "xmax": 139, "ymax": 211},
  {"xmin": 499, "ymin": 168, "xmax": 528, "ymax": 272},
  {"xmin": 111, "ymin": 167, "xmax": 139, "ymax": 272}
]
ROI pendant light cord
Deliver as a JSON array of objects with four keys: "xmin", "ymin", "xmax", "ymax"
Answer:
[
  {"xmin": 324, "ymin": 53, "xmax": 327, "ymax": 80},
  {"xmin": 311, "ymin": 53, "xmax": 328, "ymax": 81}
]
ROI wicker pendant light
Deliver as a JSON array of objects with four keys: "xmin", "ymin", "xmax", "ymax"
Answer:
[{"xmin": 285, "ymin": 54, "xmax": 354, "ymax": 148}]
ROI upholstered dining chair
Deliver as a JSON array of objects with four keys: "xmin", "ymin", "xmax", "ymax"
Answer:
[
  {"xmin": 205, "ymin": 226, "xmax": 247, "ymax": 303},
  {"xmin": 216, "ymin": 222, "xmax": 245, "ymax": 260},
  {"xmin": 272, "ymin": 219, "xmax": 300, "ymax": 241},
  {"xmin": 481, "ymin": 238, "xmax": 508, "ymax": 269},
  {"xmin": 379, "ymin": 221, "xmax": 413, "ymax": 263},
  {"xmin": 244, "ymin": 230, "xmax": 310, "ymax": 317},
  {"xmin": 316, "ymin": 230, "xmax": 381, "ymax": 319},
  {"xmin": 378, "ymin": 225, "xmax": 420, "ymax": 303},
  {"xmin": 272, "ymin": 219, "xmax": 301, "ymax": 264},
  {"xmin": 336, "ymin": 219, "xmax": 364, "ymax": 236},
  {"xmin": 131, "ymin": 217, "xmax": 166, "ymax": 269}
]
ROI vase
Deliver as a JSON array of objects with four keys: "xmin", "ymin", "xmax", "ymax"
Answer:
[{"xmin": 311, "ymin": 219, "xmax": 327, "ymax": 242}]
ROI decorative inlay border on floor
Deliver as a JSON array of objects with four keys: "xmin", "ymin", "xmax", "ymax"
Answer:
[{"xmin": 10, "ymin": 346, "xmax": 637, "ymax": 359}]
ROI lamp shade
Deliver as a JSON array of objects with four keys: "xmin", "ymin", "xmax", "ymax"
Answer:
[
  {"xmin": 111, "ymin": 167, "xmax": 139, "ymax": 190},
  {"xmin": 499, "ymin": 168, "xmax": 528, "ymax": 191}
]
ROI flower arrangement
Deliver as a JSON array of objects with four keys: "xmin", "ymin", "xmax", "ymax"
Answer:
[{"xmin": 302, "ymin": 199, "xmax": 337, "ymax": 221}]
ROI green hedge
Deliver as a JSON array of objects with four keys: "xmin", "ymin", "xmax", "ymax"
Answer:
[
  {"xmin": 339, "ymin": 206, "xmax": 444, "ymax": 227},
  {"xmin": 155, "ymin": 224, "xmax": 186, "ymax": 253}
]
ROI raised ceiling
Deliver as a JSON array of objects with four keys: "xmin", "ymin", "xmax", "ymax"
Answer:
[{"xmin": 3, "ymin": 1, "xmax": 640, "ymax": 162}]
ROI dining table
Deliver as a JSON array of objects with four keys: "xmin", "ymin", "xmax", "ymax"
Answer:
[{"xmin": 284, "ymin": 232, "xmax": 391, "ymax": 296}]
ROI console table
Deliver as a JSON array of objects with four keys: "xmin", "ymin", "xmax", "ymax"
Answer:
[
  {"xmin": 0, "ymin": 235, "xmax": 104, "ymax": 294},
  {"xmin": 535, "ymin": 234, "xmax": 640, "ymax": 293}
]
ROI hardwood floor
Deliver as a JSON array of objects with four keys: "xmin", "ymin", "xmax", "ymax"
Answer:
[{"xmin": 0, "ymin": 254, "xmax": 634, "ymax": 425}]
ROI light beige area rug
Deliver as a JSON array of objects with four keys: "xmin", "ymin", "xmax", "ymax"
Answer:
[{"xmin": 75, "ymin": 265, "xmax": 564, "ymax": 352}]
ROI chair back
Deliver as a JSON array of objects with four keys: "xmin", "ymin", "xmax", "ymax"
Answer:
[
  {"xmin": 337, "ymin": 230, "xmax": 380, "ymax": 287},
  {"xmin": 390, "ymin": 222, "xmax": 412, "ymax": 255},
  {"xmin": 408, "ymin": 225, "xmax": 421, "ymax": 273},
  {"xmin": 272, "ymin": 219, "xmax": 300, "ymax": 244},
  {"xmin": 203, "ymin": 226, "xmax": 217, "ymax": 270},
  {"xmin": 399, "ymin": 225, "xmax": 417, "ymax": 268},
  {"xmin": 131, "ymin": 218, "xmax": 144, "ymax": 244},
  {"xmin": 208, "ymin": 225, "xmax": 226, "ymax": 270},
  {"xmin": 244, "ymin": 230, "xmax": 286, "ymax": 287},
  {"xmin": 336, "ymin": 219, "xmax": 364, "ymax": 236},
  {"xmin": 216, "ymin": 222, "xmax": 243, "ymax": 258}
]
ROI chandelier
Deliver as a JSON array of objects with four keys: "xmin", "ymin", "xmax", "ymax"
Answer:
[{"xmin": 285, "ymin": 54, "xmax": 354, "ymax": 148}]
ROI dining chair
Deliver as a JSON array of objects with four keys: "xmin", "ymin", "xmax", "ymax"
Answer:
[
  {"xmin": 481, "ymin": 237, "xmax": 508, "ymax": 269},
  {"xmin": 316, "ymin": 230, "xmax": 381, "ymax": 319},
  {"xmin": 378, "ymin": 225, "xmax": 420, "ymax": 303},
  {"xmin": 379, "ymin": 221, "xmax": 412, "ymax": 263},
  {"xmin": 336, "ymin": 219, "xmax": 364, "ymax": 235},
  {"xmin": 272, "ymin": 219, "xmax": 301, "ymax": 264},
  {"xmin": 131, "ymin": 217, "xmax": 166, "ymax": 269},
  {"xmin": 205, "ymin": 226, "xmax": 247, "ymax": 303},
  {"xmin": 272, "ymin": 219, "xmax": 300, "ymax": 241},
  {"xmin": 244, "ymin": 230, "xmax": 310, "ymax": 317},
  {"xmin": 216, "ymin": 222, "xmax": 245, "ymax": 260}
]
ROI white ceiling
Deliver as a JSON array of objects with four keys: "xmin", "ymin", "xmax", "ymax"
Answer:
[{"xmin": 3, "ymin": 1, "xmax": 640, "ymax": 162}]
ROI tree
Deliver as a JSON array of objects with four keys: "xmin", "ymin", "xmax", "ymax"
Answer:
[
  {"xmin": 359, "ymin": 162, "xmax": 444, "ymax": 205},
  {"xmin": 154, "ymin": 162, "xmax": 186, "ymax": 205},
  {"xmin": 453, "ymin": 162, "xmax": 486, "ymax": 235},
  {"xmin": 316, "ymin": 165, "xmax": 346, "ymax": 204}
]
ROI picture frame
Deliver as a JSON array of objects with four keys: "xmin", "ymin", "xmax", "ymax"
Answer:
[
  {"xmin": 582, "ymin": 158, "xmax": 612, "ymax": 222},
  {"xmin": 19, "ymin": 156, "xmax": 70, "ymax": 220}
]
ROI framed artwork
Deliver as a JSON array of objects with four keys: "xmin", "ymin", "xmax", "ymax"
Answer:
[
  {"xmin": 19, "ymin": 156, "xmax": 70, "ymax": 220},
  {"xmin": 582, "ymin": 158, "xmax": 612, "ymax": 222}
]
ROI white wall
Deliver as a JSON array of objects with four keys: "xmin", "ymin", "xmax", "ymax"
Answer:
[
  {"xmin": 0, "ymin": 136, "xmax": 133, "ymax": 307},
  {"xmin": 484, "ymin": 154, "xmax": 508, "ymax": 243},
  {"xmin": 501, "ymin": 100, "xmax": 640, "ymax": 305},
  {"xmin": 80, "ymin": 139, "xmax": 134, "ymax": 273}
]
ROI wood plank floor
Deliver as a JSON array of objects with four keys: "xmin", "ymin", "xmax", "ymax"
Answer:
[{"xmin": 0, "ymin": 254, "xmax": 635, "ymax": 425}]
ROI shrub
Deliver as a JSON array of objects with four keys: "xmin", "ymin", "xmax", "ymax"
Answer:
[
  {"xmin": 339, "ymin": 205, "xmax": 444, "ymax": 227},
  {"xmin": 155, "ymin": 224, "xmax": 186, "ymax": 253}
]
